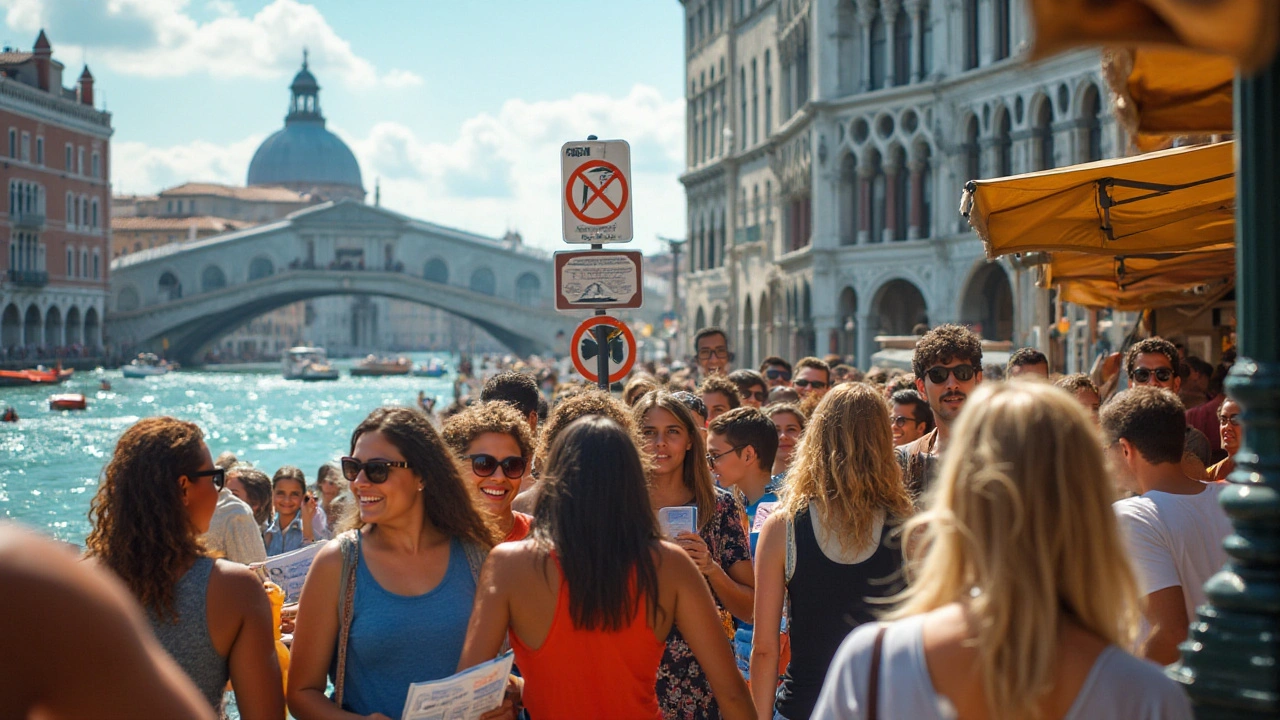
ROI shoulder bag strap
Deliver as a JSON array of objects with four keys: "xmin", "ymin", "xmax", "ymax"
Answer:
[
  {"xmin": 867, "ymin": 624, "xmax": 888, "ymax": 720},
  {"xmin": 462, "ymin": 538, "xmax": 489, "ymax": 584},
  {"xmin": 334, "ymin": 530, "xmax": 359, "ymax": 708},
  {"xmin": 784, "ymin": 512, "xmax": 796, "ymax": 585}
]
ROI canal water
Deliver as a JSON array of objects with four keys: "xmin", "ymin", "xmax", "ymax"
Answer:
[{"xmin": 1, "ymin": 353, "xmax": 458, "ymax": 545}]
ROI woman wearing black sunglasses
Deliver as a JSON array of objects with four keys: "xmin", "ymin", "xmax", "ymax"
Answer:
[
  {"xmin": 288, "ymin": 407, "xmax": 498, "ymax": 720},
  {"xmin": 442, "ymin": 401, "xmax": 536, "ymax": 543},
  {"xmin": 86, "ymin": 416, "xmax": 284, "ymax": 719}
]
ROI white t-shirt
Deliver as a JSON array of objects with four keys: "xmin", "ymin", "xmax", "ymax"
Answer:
[{"xmin": 1113, "ymin": 482, "xmax": 1232, "ymax": 621}]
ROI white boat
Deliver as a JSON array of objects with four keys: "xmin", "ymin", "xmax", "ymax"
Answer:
[
  {"xmin": 121, "ymin": 353, "xmax": 174, "ymax": 378},
  {"xmin": 283, "ymin": 347, "xmax": 340, "ymax": 381},
  {"xmin": 412, "ymin": 358, "xmax": 448, "ymax": 377}
]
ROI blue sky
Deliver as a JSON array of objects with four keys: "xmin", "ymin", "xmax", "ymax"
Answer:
[{"xmin": 2, "ymin": 0, "xmax": 687, "ymax": 253}]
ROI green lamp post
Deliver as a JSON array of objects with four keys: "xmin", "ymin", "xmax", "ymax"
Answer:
[{"xmin": 1166, "ymin": 52, "xmax": 1280, "ymax": 719}]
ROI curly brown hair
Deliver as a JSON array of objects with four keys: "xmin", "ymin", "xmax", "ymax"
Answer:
[
  {"xmin": 911, "ymin": 323, "xmax": 984, "ymax": 378},
  {"xmin": 1053, "ymin": 373, "xmax": 1099, "ymax": 396},
  {"xmin": 697, "ymin": 374, "xmax": 742, "ymax": 409},
  {"xmin": 348, "ymin": 407, "xmax": 497, "ymax": 547},
  {"xmin": 536, "ymin": 389, "xmax": 642, "ymax": 470},
  {"xmin": 1123, "ymin": 337, "xmax": 1178, "ymax": 377},
  {"xmin": 441, "ymin": 401, "xmax": 536, "ymax": 460},
  {"xmin": 85, "ymin": 417, "xmax": 208, "ymax": 619}
]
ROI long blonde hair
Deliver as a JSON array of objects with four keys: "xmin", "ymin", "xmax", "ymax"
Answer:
[
  {"xmin": 632, "ymin": 391, "xmax": 718, "ymax": 532},
  {"xmin": 888, "ymin": 380, "xmax": 1141, "ymax": 720},
  {"xmin": 780, "ymin": 383, "xmax": 913, "ymax": 550}
]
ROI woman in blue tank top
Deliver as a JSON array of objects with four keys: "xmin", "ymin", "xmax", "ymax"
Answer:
[{"xmin": 288, "ymin": 406, "xmax": 497, "ymax": 719}]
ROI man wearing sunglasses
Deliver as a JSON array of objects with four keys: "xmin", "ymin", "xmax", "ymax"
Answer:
[
  {"xmin": 1124, "ymin": 337, "xmax": 1213, "ymax": 469},
  {"xmin": 759, "ymin": 356, "xmax": 793, "ymax": 389},
  {"xmin": 792, "ymin": 357, "xmax": 832, "ymax": 401},
  {"xmin": 694, "ymin": 326, "xmax": 733, "ymax": 378},
  {"xmin": 897, "ymin": 324, "xmax": 983, "ymax": 500}
]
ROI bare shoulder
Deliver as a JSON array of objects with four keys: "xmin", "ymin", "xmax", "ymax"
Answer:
[
  {"xmin": 210, "ymin": 559, "xmax": 269, "ymax": 603},
  {"xmin": 484, "ymin": 541, "xmax": 541, "ymax": 580},
  {"xmin": 655, "ymin": 540, "xmax": 700, "ymax": 580}
]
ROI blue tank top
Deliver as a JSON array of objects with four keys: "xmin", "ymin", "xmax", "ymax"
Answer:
[{"xmin": 337, "ymin": 536, "xmax": 477, "ymax": 718}]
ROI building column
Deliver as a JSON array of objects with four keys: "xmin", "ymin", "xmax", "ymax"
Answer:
[
  {"xmin": 883, "ymin": 160, "xmax": 901, "ymax": 243},
  {"xmin": 857, "ymin": 163, "xmax": 874, "ymax": 244},
  {"xmin": 907, "ymin": 158, "xmax": 924, "ymax": 240},
  {"xmin": 883, "ymin": 0, "xmax": 900, "ymax": 88},
  {"xmin": 906, "ymin": 0, "xmax": 924, "ymax": 82}
]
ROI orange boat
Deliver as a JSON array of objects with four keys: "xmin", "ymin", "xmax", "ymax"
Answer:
[
  {"xmin": 48, "ymin": 393, "xmax": 87, "ymax": 411},
  {"xmin": 0, "ymin": 366, "xmax": 74, "ymax": 387}
]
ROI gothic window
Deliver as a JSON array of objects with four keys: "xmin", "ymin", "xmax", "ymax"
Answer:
[
  {"xmin": 764, "ymin": 51, "xmax": 773, "ymax": 135},
  {"xmin": 751, "ymin": 59, "xmax": 759, "ymax": 145},
  {"xmin": 920, "ymin": 147, "xmax": 934, "ymax": 238},
  {"xmin": 869, "ymin": 151, "xmax": 886, "ymax": 243},
  {"xmin": 1082, "ymin": 84, "xmax": 1103, "ymax": 162},
  {"xmin": 996, "ymin": 108, "xmax": 1013, "ymax": 177},
  {"xmin": 964, "ymin": 117, "xmax": 981, "ymax": 182},
  {"xmin": 1035, "ymin": 100, "xmax": 1055, "ymax": 170},
  {"xmin": 995, "ymin": 0, "xmax": 1011, "ymax": 60},
  {"xmin": 870, "ymin": 14, "xmax": 887, "ymax": 91},
  {"xmin": 894, "ymin": 7, "xmax": 911, "ymax": 86},
  {"xmin": 964, "ymin": 0, "xmax": 980, "ymax": 70}
]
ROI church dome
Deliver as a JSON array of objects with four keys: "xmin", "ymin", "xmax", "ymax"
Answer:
[{"xmin": 247, "ymin": 53, "xmax": 364, "ymax": 199}]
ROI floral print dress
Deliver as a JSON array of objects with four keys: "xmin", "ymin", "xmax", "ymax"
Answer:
[{"xmin": 656, "ymin": 486, "xmax": 752, "ymax": 720}]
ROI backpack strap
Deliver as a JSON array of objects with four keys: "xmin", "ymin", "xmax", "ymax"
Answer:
[
  {"xmin": 784, "ymin": 512, "xmax": 796, "ymax": 585},
  {"xmin": 333, "ymin": 530, "xmax": 360, "ymax": 708}
]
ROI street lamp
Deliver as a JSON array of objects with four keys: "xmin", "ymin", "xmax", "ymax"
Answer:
[{"xmin": 658, "ymin": 235, "xmax": 687, "ymax": 361}]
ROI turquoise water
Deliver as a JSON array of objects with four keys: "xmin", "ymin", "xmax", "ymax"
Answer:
[{"xmin": 1, "ymin": 354, "xmax": 458, "ymax": 545}]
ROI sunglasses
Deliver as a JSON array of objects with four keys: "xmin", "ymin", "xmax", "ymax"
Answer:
[
  {"xmin": 764, "ymin": 368, "xmax": 792, "ymax": 381},
  {"xmin": 340, "ymin": 457, "xmax": 411, "ymax": 484},
  {"xmin": 794, "ymin": 379, "xmax": 828, "ymax": 389},
  {"xmin": 1220, "ymin": 415, "xmax": 1242, "ymax": 427},
  {"xmin": 890, "ymin": 415, "xmax": 919, "ymax": 428},
  {"xmin": 1130, "ymin": 367, "xmax": 1174, "ymax": 384},
  {"xmin": 743, "ymin": 389, "xmax": 769, "ymax": 403},
  {"xmin": 706, "ymin": 445, "xmax": 745, "ymax": 469},
  {"xmin": 465, "ymin": 454, "xmax": 528, "ymax": 480},
  {"xmin": 192, "ymin": 467, "xmax": 225, "ymax": 491},
  {"xmin": 924, "ymin": 365, "xmax": 980, "ymax": 384},
  {"xmin": 697, "ymin": 347, "xmax": 729, "ymax": 359}
]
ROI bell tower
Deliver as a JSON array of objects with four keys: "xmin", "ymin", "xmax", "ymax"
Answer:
[{"xmin": 287, "ymin": 49, "xmax": 323, "ymax": 123}]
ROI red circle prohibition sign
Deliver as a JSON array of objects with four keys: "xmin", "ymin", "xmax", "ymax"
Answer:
[
  {"xmin": 570, "ymin": 315, "xmax": 636, "ymax": 384},
  {"xmin": 566, "ymin": 160, "xmax": 628, "ymax": 226}
]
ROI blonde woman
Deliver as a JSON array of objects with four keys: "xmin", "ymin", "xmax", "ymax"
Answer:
[
  {"xmin": 751, "ymin": 383, "xmax": 913, "ymax": 720},
  {"xmin": 811, "ymin": 381, "xmax": 1192, "ymax": 720}
]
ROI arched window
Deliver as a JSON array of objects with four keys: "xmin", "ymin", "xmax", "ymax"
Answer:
[
  {"xmin": 516, "ymin": 273, "xmax": 541, "ymax": 306},
  {"xmin": 839, "ymin": 154, "xmax": 858, "ymax": 246},
  {"xmin": 996, "ymin": 108, "xmax": 1013, "ymax": 177},
  {"xmin": 92, "ymin": 249, "xmax": 100, "ymax": 279},
  {"xmin": 920, "ymin": 148, "xmax": 934, "ymax": 238},
  {"xmin": 1035, "ymin": 100, "xmax": 1056, "ymax": 170},
  {"xmin": 248, "ymin": 256, "xmax": 274, "ymax": 280},
  {"xmin": 995, "ymin": 0, "xmax": 1011, "ymax": 60},
  {"xmin": 201, "ymin": 265, "xmax": 227, "ymax": 293},
  {"xmin": 963, "ymin": 0, "xmax": 980, "ymax": 70},
  {"xmin": 707, "ymin": 218, "xmax": 717, "ymax": 269},
  {"xmin": 892, "ymin": 147, "xmax": 909, "ymax": 241},
  {"xmin": 158, "ymin": 271, "xmax": 181, "ymax": 300},
  {"xmin": 424, "ymin": 258, "xmax": 448, "ymax": 284},
  {"xmin": 893, "ymin": 6, "xmax": 911, "ymax": 86},
  {"xmin": 869, "ymin": 14, "xmax": 887, "ymax": 90},
  {"xmin": 1082, "ymin": 84, "xmax": 1103, "ymax": 162},
  {"xmin": 869, "ymin": 151, "xmax": 886, "ymax": 243},
  {"xmin": 964, "ymin": 116, "xmax": 981, "ymax": 182},
  {"xmin": 470, "ymin": 267, "xmax": 496, "ymax": 296}
]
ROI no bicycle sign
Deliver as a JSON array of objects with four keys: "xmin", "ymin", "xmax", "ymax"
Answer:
[{"xmin": 562, "ymin": 139, "xmax": 633, "ymax": 244}]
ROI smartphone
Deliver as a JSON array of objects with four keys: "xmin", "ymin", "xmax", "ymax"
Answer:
[{"xmin": 658, "ymin": 506, "xmax": 697, "ymax": 539}]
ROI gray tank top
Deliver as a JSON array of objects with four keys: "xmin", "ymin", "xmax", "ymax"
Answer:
[{"xmin": 148, "ymin": 557, "xmax": 229, "ymax": 711}]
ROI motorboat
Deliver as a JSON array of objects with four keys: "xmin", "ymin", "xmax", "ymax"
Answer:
[
  {"xmin": 0, "ymin": 365, "xmax": 74, "ymax": 387},
  {"xmin": 282, "ymin": 347, "xmax": 340, "ymax": 381},
  {"xmin": 49, "ymin": 393, "xmax": 88, "ymax": 411},
  {"xmin": 412, "ymin": 358, "xmax": 448, "ymax": 378},
  {"xmin": 121, "ymin": 353, "xmax": 174, "ymax": 378},
  {"xmin": 350, "ymin": 355, "xmax": 413, "ymax": 377}
]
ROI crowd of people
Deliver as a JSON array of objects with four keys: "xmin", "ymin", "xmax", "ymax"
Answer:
[{"xmin": 2, "ymin": 321, "xmax": 1246, "ymax": 720}]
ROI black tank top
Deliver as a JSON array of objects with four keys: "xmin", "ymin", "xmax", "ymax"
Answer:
[{"xmin": 776, "ymin": 506, "xmax": 904, "ymax": 719}]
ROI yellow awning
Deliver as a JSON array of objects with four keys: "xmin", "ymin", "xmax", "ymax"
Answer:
[
  {"xmin": 1029, "ymin": 0, "xmax": 1279, "ymax": 72},
  {"xmin": 964, "ymin": 141, "xmax": 1235, "ymax": 259},
  {"xmin": 1039, "ymin": 248, "xmax": 1235, "ymax": 310},
  {"xmin": 1103, "ymin": 47, "xmax": 1235, "ymax": 152}
]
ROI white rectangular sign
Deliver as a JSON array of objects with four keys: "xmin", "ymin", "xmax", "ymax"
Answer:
[
  {"xmin": 561, "ymin": 139, "xmax": 633, "ymax": 243},
  {"xmin": 554, "ymin": 250, "xmax": 644, "ymax": 310}
]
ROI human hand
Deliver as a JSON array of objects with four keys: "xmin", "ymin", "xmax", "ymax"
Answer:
[
  {"xmin": 676, "ymin": 532, "xmax": 713, "ymax": 576},
  {"xmin": 478, "ymin": 675, "xmax": 522, "ymax": 720}
]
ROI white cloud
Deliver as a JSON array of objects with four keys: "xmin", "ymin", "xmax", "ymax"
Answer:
[
  {"xmin": 0, "ymin": 0, "xmax": 420, "ymax": 88},
  {"xmin": 110, "ymin": 84, "xmax": 687, "ymax": 254}
]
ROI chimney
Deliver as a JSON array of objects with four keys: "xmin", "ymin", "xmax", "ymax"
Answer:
[
  {"xmin": 32, "ymin": 30, "xmax": 51, "ymax": 91},
  {"xmin": 77, "ymin": 66, "xmax": 94, "ymax": 106}
]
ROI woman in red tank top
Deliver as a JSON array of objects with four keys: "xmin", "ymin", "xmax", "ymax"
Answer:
[{"xmin": 458, "ymin": 415, "xmax": 754, "ymax": 720}]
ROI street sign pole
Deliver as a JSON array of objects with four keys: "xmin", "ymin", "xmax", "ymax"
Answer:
[{"xmin": 590, "ymin": 134, "xmax": 609, "ymax": 391}]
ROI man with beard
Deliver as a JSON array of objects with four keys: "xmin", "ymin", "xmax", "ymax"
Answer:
[{"xmin": 896, "ymin": 324, "xmax": 983, "ymax": 500}]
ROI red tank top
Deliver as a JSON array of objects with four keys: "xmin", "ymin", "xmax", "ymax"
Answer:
[{"xmin": 509, "ymin": 558, "xmax": 664, "ymax": 719}]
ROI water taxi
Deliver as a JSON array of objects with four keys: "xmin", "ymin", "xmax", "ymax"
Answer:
[
  {"xmin": 282, "ymin": 347, "xmax": 340, "ymax": 381},
  {"xmin": 121, "ymin": 353, "xmax": 174, "ymax": 378},
  {"xmin": 350, "ymin": 355, "xmax": 413, "ymax": 377}
]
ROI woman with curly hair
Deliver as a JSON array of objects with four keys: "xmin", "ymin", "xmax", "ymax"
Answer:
[
  {"xmin": 751, "ymin": 383, "xmax": 913, "ymax": 720},
  {"xmin": 288, "ymin": 407, "xmax": 498, "ymax": 720},
  {"xmin": 85, "ymin": 417, "xmax": 284, "ymax": 719},
  {"xmin": 811, "ymin": 381, "xmax": 1191, "ymax": 720},
  {"xmin": 633, "ymin": 391, "xmax": 754, "ymax": 720},
  {"xmin": 442, "ymin": 401, "xmax": 536, "ymax": 542}
]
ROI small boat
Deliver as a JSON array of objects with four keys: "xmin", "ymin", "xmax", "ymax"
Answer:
[
  {"xmin": 121, "ymin": 353, "xmax": 174, "ymax": 378},
  {"xmin": 2, "ymin": 407, "xmax": 17, "ymax": 422},
  {"xmin": 283, "ymin": 347, "xmax": 340, "ymax": 381},
  {"xmin": 0, "ymin": 365, "xmax": 74, "ymax": 387},
  {"xmin": 49, "ymin": 393, "xmax": 87, "ymax": 411},
  {"xmin": 412, "ymin": 358, "xmax": 448, "ymax": 378},
  {"xmin": 350, "ymin": 355, "xmax": 413, "ymax": 377}
]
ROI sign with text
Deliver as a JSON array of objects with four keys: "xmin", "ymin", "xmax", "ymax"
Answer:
[
  {"xmin": 570, "ymin": 315, "xmax": 637, "ymax": 384},
  {"xmin": 554, "ymin": 250, "xmax": 644, "ymax": 310},
  {"xmin": 561, "ymin": 139, "xmax": 633, "ymax": 243}
]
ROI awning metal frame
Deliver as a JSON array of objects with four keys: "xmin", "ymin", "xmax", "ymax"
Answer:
[{"xmin": 1095, "ymin": 173, "xmax": 1234, "ymax": 241}]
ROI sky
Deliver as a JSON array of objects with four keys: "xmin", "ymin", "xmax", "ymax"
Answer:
[{"xmin": 3, "ymin": 0, "xmax": 687, "ymax": 254}]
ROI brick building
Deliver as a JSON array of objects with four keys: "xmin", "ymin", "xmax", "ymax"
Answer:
[{"xmin": 0, "ymin": 31, "xmax": 112, "ymax": 360}]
